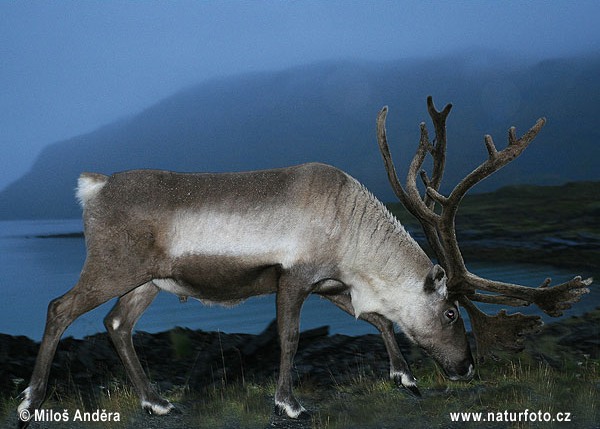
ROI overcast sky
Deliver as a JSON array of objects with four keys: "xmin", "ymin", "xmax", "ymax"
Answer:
[{"xmin": 1, "ymin": 0, "xmax": 599, "ymax": 191}]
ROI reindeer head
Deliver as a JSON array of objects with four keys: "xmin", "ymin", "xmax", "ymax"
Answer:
[
  {"xmin": 398, "ymin": 264, "xmax": 474, "ymax": 380},
  {"xmin": 377, "ymin": 97, "xmax": 592, "ymax": 359}
]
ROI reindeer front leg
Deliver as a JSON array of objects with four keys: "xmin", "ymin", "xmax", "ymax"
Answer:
[
  {"xmin": 274, "ymin": 272, "xmax": 311, "ymax": 419},
  {"xmin": 322, "ymin": 293, "xmax": 420, "ymax": 396},
  {"xmin": 362, "ymin": 312, "xmax": 421, "ymax": 397}
]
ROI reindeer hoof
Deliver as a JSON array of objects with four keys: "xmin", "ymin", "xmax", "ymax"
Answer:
[
  {"xmin": 392, "ymin": 372, "xmax": 422, "ymax": 397},
  {"xmin": 402, "ymin": 383, "xmax": 422, "ymax": 398},
  {"xmin": 274, "ymin": 402, "xmax": 310, "ymax": 420},
  {"xmin": 165, "ymin": 405, "xmax": 183, "ymax": 415},
  {"xmin": 17, "ymin": 387, "xmax": 36, "ymax": 428},
  {"xmin": 141, "ymin": 399, "xmax": 175, "ymax": 416}
]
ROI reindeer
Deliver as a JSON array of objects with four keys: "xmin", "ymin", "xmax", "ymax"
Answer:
[{"xmin": 17, "ymin": 97, "xmax": 590, "ymax": 426}]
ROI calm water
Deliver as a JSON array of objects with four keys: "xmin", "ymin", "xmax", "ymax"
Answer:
[{"xmin": 0, "ymin": 219, "xmax": 597, "ymax": 341}]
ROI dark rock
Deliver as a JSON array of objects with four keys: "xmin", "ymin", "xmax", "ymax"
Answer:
[
  {"xmin": 0, "ymin": 320, "xmax": 403, "ymax": 402},
  {"xmin": 241, "ymin": 319, "xmax": 278, "ymax": 356},
  {"xmin": 1, "ymin": 310, "xmax": 598, "ymax": 403},
  {"xmin": 557, "ymin": 317, "xmax": 600, "ymax": 358}
]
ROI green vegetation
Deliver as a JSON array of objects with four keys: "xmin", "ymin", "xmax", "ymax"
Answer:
[
  {"xmin": 2, "ymin": 311, "xmax": 597, "ymax": 428},
  {"xmin": 188, "ymin": 382, "xmax": 274, "ymax": 428},
  {"xmin": 179, "ymin": 315, "xmax": 599, "ymax": 429},
  {"xmin": 169, "ymin": 328, "xmax": 194, "ymax": 360},
  {"xmin": 310, "ymin": 358, "xmax": 598, "ymax": 428}
]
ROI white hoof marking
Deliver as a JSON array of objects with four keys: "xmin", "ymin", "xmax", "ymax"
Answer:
[
  {"xmin": 141, "ymin": 400, "xmax": 174, "ymax": 415},
  {"xmin": 275, "ymin": 400, "xmax": 306, "ymax": 419},
  {"xmin": 391, "ymin": 370, "xmax": 417, "ymax": 387},
  {"xmin": 17, "ymin": 387, "xmax": 31, "ymax": 413}
]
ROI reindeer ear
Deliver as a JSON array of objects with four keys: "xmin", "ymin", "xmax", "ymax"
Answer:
[{"xmin": 424, "ymin": 264, "xmax": 448, "ymax": 298}]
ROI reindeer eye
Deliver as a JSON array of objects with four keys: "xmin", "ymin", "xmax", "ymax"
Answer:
[{"xmin": 444, "ymin": 309, "xmax": 456, "ymax": 322}]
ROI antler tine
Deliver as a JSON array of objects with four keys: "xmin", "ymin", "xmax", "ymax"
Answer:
[
  {"xmin": 376, "ymin": 106, "xmax": 438, "ymax": 225},
  {"xmin": 484, "ymin": 135, "xmax": 498, "ymax": 159},
  {"xmin": 404, "ymin": 123, "xmax": 435, "ymax": 214},
  {"xmin": 446, "ymin": 117, "xmax": 547, "ymax": 214},
  {"xmin": 465, "ymin": 273, "xmax": 593, "ymax": 317},
  {"xmin": 425, "ymin": 95, "xmax": 452, "ymax": 191},
  {"xmin": 469, "ymin": 293, "xmax": 531, "ymax": 307},
  {"xmin": 376, "ymin": 107, "xmax": 405, "ymax": 202},
  {"xmin": 427, "ymin": 95, "xmax": 453, "ymax": 123}
]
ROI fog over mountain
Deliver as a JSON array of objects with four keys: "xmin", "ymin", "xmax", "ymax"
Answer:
[{"xmin": 1, "ymin": 53, "xmax": 598, "ymax": 219}]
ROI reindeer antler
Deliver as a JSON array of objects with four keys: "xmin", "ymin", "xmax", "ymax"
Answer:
[{"xmin": 376, "ymin": 97, "xmax": 592, "ymax": 356}]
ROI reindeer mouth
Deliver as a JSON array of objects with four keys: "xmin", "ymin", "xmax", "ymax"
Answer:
[{"xmin": 447, "ymin": 363, "xmax": 474, "ymax": 382}]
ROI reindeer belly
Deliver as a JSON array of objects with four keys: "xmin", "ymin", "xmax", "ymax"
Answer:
[{"xmin": 154, "ymin": 254, "xmax": 281, "ymax": 305}]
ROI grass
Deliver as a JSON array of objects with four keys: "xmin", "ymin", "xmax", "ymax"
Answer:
[
  {"xmin": 177, "ymin": 350, "xmax": 599, "ymax": 428},
  {"xmin": 169, "ymin": 328, "xmax": 194, "ymax": 360},
  {"xmin": 187, "ymin": 382, "xmax": 274, "ymax": 428},
  {"xmin": 1, "ymin": 335, "xmax": 598, "ymax": 428},
  {"xmin": 2, "ymin": 295, "xmax": 598, "ymax": 429},
  {"xmin": 309, "ymin": 355, "xmax": 599, "ymax": 429}
]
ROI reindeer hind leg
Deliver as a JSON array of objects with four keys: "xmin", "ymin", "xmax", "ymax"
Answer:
[
  {"xmin": 17, "ymin": 265, "xmax": 149, "ymax": 427},
  {"xmin": 104, "ymin": 281, "xmax": 174, "ymax": 415}
]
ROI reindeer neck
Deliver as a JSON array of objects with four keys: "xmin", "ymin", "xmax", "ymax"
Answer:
[{"xmin": 338, "ymin": 176, "xmax": 432, "ymax": 292}]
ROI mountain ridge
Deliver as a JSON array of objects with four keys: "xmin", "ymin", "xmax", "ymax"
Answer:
[{"xmin": 1, "ymin": 53, "xmax": 598, "ymax": 219}]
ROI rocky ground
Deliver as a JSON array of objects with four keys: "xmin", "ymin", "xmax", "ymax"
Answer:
[
  {"xmin": 0, "ymin": 320, "xmax": 410, "ymax": 403},
  {"xmin": 1, "ymin": 308, "xmax": 599, "ymax": 428},
  {"xmin": 1, "ymin": 320, "xmax": 413, "ymax": 428}
]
